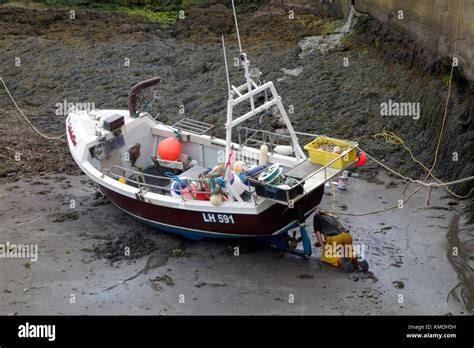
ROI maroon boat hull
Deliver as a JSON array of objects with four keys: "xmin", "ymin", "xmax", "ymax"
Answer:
[{"xmin": 100, "ymin": 185, "xmax": 324, "ymax": 239}]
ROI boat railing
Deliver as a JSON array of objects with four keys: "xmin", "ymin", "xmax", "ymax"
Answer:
[
  {"xmin": 246, "ymin": 141, "xmax": 357, "ymax": 208},
  {"xmin": 298, "ymin": 140, "xmax": 357, "ymax": 181},
  {"xmin": 104, "ymin": 132, "xmax": 356, "ymax": 208},
  {"xmin": 173, "ymin": 118, "xmax": 214, "ymax": 135},
  {"xmin": 105, "ymin": 165, "xmax": 208, "ymax": 200},
  {"xmin": 236, "ymin": 126, "xmax": 339, "ymax": 154},
  {"xmin": 237, "ymin": 126, "xmax": 293, "ymax": 153},
  {"xmin": 104, "ymin": 164, "xmax": 260, "ymax": 205}
]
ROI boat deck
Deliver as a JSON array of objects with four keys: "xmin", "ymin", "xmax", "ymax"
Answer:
[
  {"xmin": 285, "ymin": 158, "xmax": 342, "ymax": 190},
  {"xmin": 259, "ymin": 158, "xmax": 355, "ymax": 207},
  {"xmin": 299, "ymin": 161, "xmax": 341, "ymax": 192},
  {"xmin": 285, "ymin": 159, "xmax": 323, "ymax": 179}
]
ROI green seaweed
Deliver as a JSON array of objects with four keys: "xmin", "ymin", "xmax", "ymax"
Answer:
[{"xmin": 3, "ymin": 0, "xmax": 180, "ymax": 24}]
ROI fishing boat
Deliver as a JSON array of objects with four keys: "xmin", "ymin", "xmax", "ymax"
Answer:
[{"xmin": 66, "ymin": 3, "xmax": 359, "ymax": 257}]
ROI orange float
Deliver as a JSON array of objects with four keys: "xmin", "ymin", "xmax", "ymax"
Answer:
[{"xmin": 158, "ymin": 137, "xmax": 182, "ymax": 161}]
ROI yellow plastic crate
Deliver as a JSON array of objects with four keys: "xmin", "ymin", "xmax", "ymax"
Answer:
[{"xmin": 304, "ymin": 136, "xmax": 357, "ymax": 169}]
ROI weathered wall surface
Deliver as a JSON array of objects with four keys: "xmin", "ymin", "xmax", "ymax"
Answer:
[
  {"xmin": 270, "ymin": 0, "xmax": 474, "ymax": 84},
  {"xmin": 353, "ymin": 0, "xmax": 474, "ymax": 84}
]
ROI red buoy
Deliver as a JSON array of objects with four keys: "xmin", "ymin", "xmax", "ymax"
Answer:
[
  {"xmin": 355, "ymin": 152, "xmax": 367, "ymax": 167},
  {"xmin": 158, "ymin": 137, "xmax": 182, "ymax": 161}
]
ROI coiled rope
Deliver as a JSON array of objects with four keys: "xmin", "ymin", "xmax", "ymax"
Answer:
[{"xmin": 355, "ymin": 130, "xmax": 474, "ymax": 198}]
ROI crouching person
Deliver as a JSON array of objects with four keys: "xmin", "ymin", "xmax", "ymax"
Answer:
[{"xmin": 313, "ymin": 212, "xmax": 368, "ymax": 272}]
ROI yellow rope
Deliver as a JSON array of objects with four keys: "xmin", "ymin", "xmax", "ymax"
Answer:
[
  {"xmin": 325, "ymin": 176, "xmax": 424, "ymax": 217},
  {"xmin": 426, "ymin": 0, "xmax": 463, "ymax": 181},
  {"xmin": 338, "ymin": 0, "xmax": 469, "ymax": 218},
  {"xmin": 356, "ymin": 130, "xmax": 473, "ymax": 199},
  {"xmin": 361, "ymin": 146, "xmax": 474, "ymax": 187}
]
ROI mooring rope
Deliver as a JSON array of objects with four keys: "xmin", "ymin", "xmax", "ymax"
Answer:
[
  {"xmin": 362, "ymin": 148, "xmax": 474, "ymax": 188},
  {"xmin": 426, "ymin": 0, "xmax": 464, "ymax": 181},
  {"xmin": 0, "ymin": 77, "xmax": 66, "ymax": 140},
  {"xmin": 334, "ymin": 0, "xmax": 471, "ymax": 218}
]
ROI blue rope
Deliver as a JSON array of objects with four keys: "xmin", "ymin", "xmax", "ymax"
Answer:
[
  {"xmin": 164, "ymin": 171, "xmax": 180, "ymax": 181},
  {"xmin": 164, "ymin": 172, "xmax": 191, "ymax": 188},
  {"xmin": 214, "ymin": 177, "xmax": 226, "ymax": 188}
]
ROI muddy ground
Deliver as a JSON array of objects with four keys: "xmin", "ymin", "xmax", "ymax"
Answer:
[
  {"xmin": 0, "ymin": 173, "xmax": 469, "ymax": 315},
  {"xmin": 0, "ymin": 2, "xmax": 473, "ymax": 314}
]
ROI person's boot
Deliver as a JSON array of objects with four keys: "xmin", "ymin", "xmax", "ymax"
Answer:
[
  {"xmin": 357, "ymin": 259, "xmax": 369, "ymax": 272},
  {"xmin": 342, "ymin": 257, "xmax": 354, "ymax": 272}
]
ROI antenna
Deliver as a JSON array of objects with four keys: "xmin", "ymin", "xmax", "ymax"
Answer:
[
  {"xmin": 231, "ymin": 0, "xmax": 242, "ymax": 53},
  {"xmin": 221, "ymin": 35, "xmax": 231, "ymax": 98}
]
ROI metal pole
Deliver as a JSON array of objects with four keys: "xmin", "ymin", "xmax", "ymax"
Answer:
[
  {"xmin": 232, "ymin": 0, "xmax": 242, "ymax": 53},
  {"xmin": 221, "ymin": 36, "xmax": 232, "ymax": 98}
]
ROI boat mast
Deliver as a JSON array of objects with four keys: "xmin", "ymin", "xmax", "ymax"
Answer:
[
  {"xmin": 223, "ymin": 0, "xmax": 306, "ymax": 202},
  {"xmin": 223, "ymin": 0, "xmax": 245, "ymax": 202},
  {"xmin": 225, "ymin": 0, "xmax": 255, "ymax": 171}
]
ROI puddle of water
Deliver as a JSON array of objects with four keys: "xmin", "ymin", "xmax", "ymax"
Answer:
[{"xmin": 446, "ymin": 215, "xmax": 473, "ymax": 314}]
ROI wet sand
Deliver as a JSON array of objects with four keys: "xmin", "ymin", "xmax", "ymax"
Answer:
[{"xmin": 0, "ymin": 173, "xmax": 467, "ymax": 315}]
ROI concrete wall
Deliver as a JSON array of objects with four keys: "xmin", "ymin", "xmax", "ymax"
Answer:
[{"xmin": 353, "ymin": 0, "xmax": 474, "ymax": 83}]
